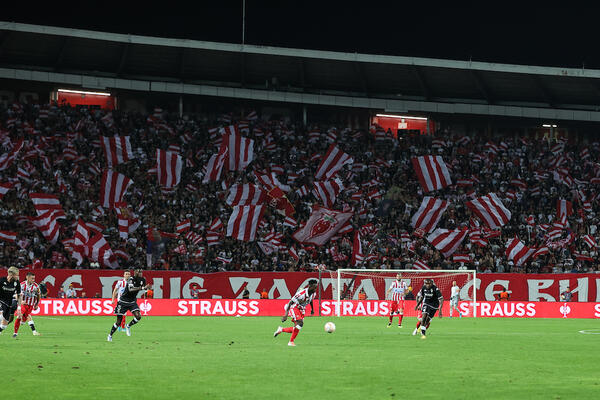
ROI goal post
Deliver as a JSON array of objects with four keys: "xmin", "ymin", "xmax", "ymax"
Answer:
[{"xmin": 332, "ymin": 269, "xmax": 477, "ymax": 317}]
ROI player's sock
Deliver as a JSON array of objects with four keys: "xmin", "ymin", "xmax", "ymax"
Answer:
[
  {"xmin": 289, "ymin": 325, "xmax": 301, "ymax": 342},
  {"xmin": 388, "ymin": 314, "xmax": 393, "ymax": 323},
  {"xmin": 121, "ymin": 318, "xmax": 127, "ymax": 328},
  {"xmin": 109, "ymin": 323, "xmax": 118, "ymax": 336},
  {"xmin": 127, "ymin": 318, "xmax": 140, "ymax": 327},
  {"xmin": 28, "ymin": 320, "xmax": 36, "ymax": 332},
  {"xmin": 14, "ymin": 318, "xmax": 21, "ymax": 334},
  {"xmin": 398, "ymin": 315, "xmax": 404, "ymax": 326},
  {"xmin": 281, "ymin": 327, "xmax": 294, "ymax": 333}
]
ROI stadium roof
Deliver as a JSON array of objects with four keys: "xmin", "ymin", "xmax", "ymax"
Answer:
[{"xmin": 2, "ymin": 21, "xmax": 600, "ymax": 122}]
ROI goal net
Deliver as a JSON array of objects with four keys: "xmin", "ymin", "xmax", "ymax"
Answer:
[{"xmin": 328, "ymin": 269, "xmax": 477, "ymax": 317}]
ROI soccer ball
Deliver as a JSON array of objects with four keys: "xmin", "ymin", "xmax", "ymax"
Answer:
[{"xmin": 324, "ymin": 322, "xmax": 336, "ymax": 333}]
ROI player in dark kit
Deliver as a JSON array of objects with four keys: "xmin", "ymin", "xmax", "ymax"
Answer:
[
  {"xmin": 0, "ymin": 267, "xmax": 22, "ymax": 335},
  {"xmin": 107, "ymin": 268, "xmax": 151, "ymax": 341},
  {"xmin": 414, "ymin": 279, "xmax": 443, "ymax": 339}
]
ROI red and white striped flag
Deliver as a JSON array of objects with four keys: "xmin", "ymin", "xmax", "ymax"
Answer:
[
  {"xmin": 224, "ymin": 130, "xmax": 254, "ymax": 171},
  {"xmin": 452, "ymin": 254, "xmax": 472, "ymax": 263},
  {"xmin": 215, "ymin": 256, "xmax": 233, "ymax": 264},
  {"xmin": 87, "ymin": 233, "xmax": 119, "ymax": 269},
  {"xmin": 176, "ymin": 219, "xmax": 191, "ymax": 234},
  {"xmin": 313, "ymin": 179, "xmax": 344, "ymax": 207},
  {"xmin": 156, "ymin": 149, "xmax": 183, "ymax": 188},
  {"xmin": 0, "ymin": 231, "xmax": 17, "ymax": 243},
  {"xmin": 71, "ymin": 219, "xmax": 90, "ymax": 265},
  {"xmin": 351, "ymin": 230, "xmax": 364, "ymax": 266},
  {"xmin": 102, "ymin": 136, "xmax": 134, "ymax": 168},
  {"xmin": 426, "ymin": 228, "xmax": 468, "ymax": 258},
  {"xmin": 206, "ymin": 231, "xmax": 221, "ymax": 246},
  {"xmin": 315, "ymin": 144, "xmax": 353, "ymax": 180},
  {"xmin": 226, "ymin": 205, "xmax": 265, "ymax": 241},
  {"xmin": 226, "ymin": 184, "xmax": 267, "ymax": 206},
  {"xmin": 173, "ymin": 244, "xmax": 188, "ymax": 255},
  {"xmin": 283, "ymin": 216, "xmax": 297, "ymax": 228},
  {"xmin": 0, "ymin": 181, "xmax": 14, "ymax": 200},
  {"xmin": 0, "ymin": 139, "xmax": 24, "ymax": 171},
  {"xmin": 411, "ymin": 155, "xmax": 452, "ymax": 192},
  {"xmin": 510, "ymin": 179, "xmax": 527, "ymax": 190},
  {"xmin": 114, "ymin": 203, "xmax": 140, "ymax": 240},
  {"xmin": 202, "ymin": 145, "xmax": 228, "ymax": 183},
  {"xmin": 412, "ymin": 260, "xmax": 430, "ymax": 270},
  {"xmin": 531, "ymin": 246, "xmax": 549, "ymax": 259},
  {"xmin": 114, "ymin": 249, "xmax": 131, "ymax": 261},
  {"xmin": 466, "ymin": 193, "xmax": 511, "ymax": 229},
  {"xmin": 556, "ymin": 199, "xmax": 573, "ymax": 219},
  {"xmin": 505, "ymin": 236, "xmax": 536, "ymax": 266},
  {"xmin": 411, "ymin": 197, "xmax": 448, "ymax": 233},
  {"xmin": 583, "ymin": 234, "xmax": 597, "ymax": 248},
  {"xmin": 29, "ymin": 193, "xmax": 65, "ymax": 218},
  {"xmin": 296, "ymin": 185, "xmax": 309, "ymax": 197},
  {"xmin": 30, "ymin": 210, "xmax": 61, "ymax": 244},
  {"xmin": 288, "ymin": 246, "xmax": 299, "ymax": 261},
  {"xmin": 100, "ymin": 170, "xmax": 132, "ymax": 208}
]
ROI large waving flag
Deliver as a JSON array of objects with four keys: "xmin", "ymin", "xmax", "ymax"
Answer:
[
  {"xmin": 156, "ymin": 149, "xmax": 183, "ymax": 188},
  {"xmin": 292, "ymin": 205, "xmax": 353, "ymax": 246},
  {"xmin": 426, "ymin": 228, "xmax": 468, "ymax": 258},
  {"xmin": 0, "ymin": 139, "xmax": 24, "ymax": 171},
  {"xmin": 29, "ymin": 193, "xmax": 66, "ymax": 219},
  {"xmin": 100, "ymin": 170, "xmax": 133, "ymax": 208},
  {"xmin": 411, "ymin": 155, "xmax": 452, "ymax": 192},
  {"xmin": 505, "ymin": 237, "xmax": 536, "ymax": 266},
  {"xmin": 102, "ymin": 136, "xmax": 134, "ymax": 168},
  {"xmin": 87, "ymin": 233, "xmax": 119, "ymax": 269},
  {"xmin": 411, "ymin": 196, "xmax": 448, "ymax": 233},
  {"xmin": 202, "ymin": 144, "xmax": 228, "ymax": 183},
  {"xmin": 351, "ymin": 230, "xmax": 364, "ymax": 266},
  {"xmin": 313, "ymin": 179, "xmax": 344, "ymax": 208},
  {"xmin": 315, "ymin": 144, "xmax": 353, "ymax": 180},
  {"xmin": 30, "ymin": 210, "xmax": 61, "ymax": 244},
  {"xmin": 466, "ymin": 193, "xmax": 511, "ymax": 229},
  {"xmin": 226, "ymin": 184, "xmax": 267, "ymax": 206},
  {"xmin": 224, "ymin": 130, "xmax": 254, "ymax": 171},
  {"xmin": 226, "ymin": 205, "xmax": 265, "ymax": 242}
]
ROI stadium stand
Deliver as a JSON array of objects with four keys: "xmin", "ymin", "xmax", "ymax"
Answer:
[{"xmin": 0, "ymin": 101, "xmax": 598, "ymax": 274}]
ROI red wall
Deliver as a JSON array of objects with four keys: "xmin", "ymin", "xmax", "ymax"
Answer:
[
  {"xmin": 372, "ymin": 116, "xmax": 433, "ymax": 136},
  {"xmin": 57, "ymin": 91, "xmax": 115, "ymax": 109}
]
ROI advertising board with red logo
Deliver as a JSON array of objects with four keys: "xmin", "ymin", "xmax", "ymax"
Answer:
[
  {"xmin": 28, "ymin": 299, "xmax": 600, "ymax": 319},
  {"xmin": 8, "ymin": 269, "xmax": 600, "ymax": 303}
]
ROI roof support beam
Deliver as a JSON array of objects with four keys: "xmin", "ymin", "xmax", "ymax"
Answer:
[
  {"xmin": 116, "ymin": 43, "xmax": 129, "ymax": 76},
  {"xmin": 179, "ymin": 48, "xmax": 186, "ymax": 81},
  {"xmin": 354, "ymin": 62, "xmax": 369, "ymax": 95},
  {"xmin": 411, "ymin": 66, "xmax": 431, "ymax": 101},
  {"xmin": 240, "ymin": 52, "xmax": 246, "ymax": 87},
  {"xmin": 0, "ymin": 31, "xmax": 10, "ymax": 59},
  {"xmin": 533, "ymin": 76, "xmax": 555, "ymax": 107},
  {"xmin": 298, "ymin": 59, "xmax": 307, "ymax": 90},
  {"xmin": 470, "ymin": 70, "xmax": 493, "ymax": 104},
  {"xmin": 53, "ymin": 37, "xmax": 68, "ymax": 71}
]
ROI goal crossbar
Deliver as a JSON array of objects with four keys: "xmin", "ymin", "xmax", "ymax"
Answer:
[{"xmin": 334, "ymin": 269, "xmax": 477, "ymax": 317}]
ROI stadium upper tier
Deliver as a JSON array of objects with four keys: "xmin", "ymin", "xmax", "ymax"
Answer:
[
  {"xmin": 2, "ymin": 22, "xmax": 600, "ymax": 121},
  {"xmin": 0, "ymin": 102, "xmax": 597, "ymax": 274}
]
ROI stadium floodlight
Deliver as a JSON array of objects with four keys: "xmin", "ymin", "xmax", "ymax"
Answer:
[
  {"xmin": 332, "ymin": 269, "xmax": 477, "ymax": 317},
  {"xmin": 542, "ymin": 124, "xmax": 558, "ymax": 128},
  {"xmin": 375, "ymin": 114, "xmax": 428, "ymax": 120},
  {"xmin": 57, "ymin": 89, "xmax": 111, "ymax": 96}
]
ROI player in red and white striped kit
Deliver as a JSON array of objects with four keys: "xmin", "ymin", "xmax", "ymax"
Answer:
[
  {"xmin": 13, "ymin": 272, "xmax": 41, "ymax": 337},
  {"xmin": 273, "ymin": 279, "xmax": 318, "ymax": 347},
  {"xmin": 386, "ymin": 273, "xmax": 407, "ymax": 328},
  {"xmin": 111, "ymin": 270, "xmax": 131, "ymax": 331}
]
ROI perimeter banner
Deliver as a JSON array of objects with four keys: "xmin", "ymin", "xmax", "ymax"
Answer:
[
  {"xmin": 4, "ymin": 269, "xmax": 600, "ymax": 302},
  {"xmin": 28, "ymin": 299, "xmax": 600, "ymax": 318}
]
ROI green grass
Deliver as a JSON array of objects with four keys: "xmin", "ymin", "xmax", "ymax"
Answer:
[{"xmin": 3, "ymin": 315, "xmax": 599, "ymax": 399}]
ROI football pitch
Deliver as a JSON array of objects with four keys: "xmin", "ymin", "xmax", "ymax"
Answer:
[{"xmin": 4, "ymin": 315, "xmax": 599, "ymax": 399}]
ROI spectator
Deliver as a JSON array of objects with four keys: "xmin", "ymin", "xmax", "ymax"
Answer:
[
  {"xmin": 80, "ymin": 291, "xmax": 87, "ymax": 298},
  {"xmin": 560, "ymin": 287, "xmax": 572, "ymax": 302},
  {"xmin": 190, "ymin": 284, "xmax": 202, "ymax": 299},
  {"xmin": 405, "ymin": 287, "xmax": 415, "ymax": 300},
  {"xmin": 242, "ymin": 288, "xmax": 250, "ymax": 299},
  {"xmin": 39, "ymin": 282, "xmax": 48, "ymax": 298},
  {"xmin": 260, "ymin": 288, "xmax": 268, "ymax": 299},
  {"xmin": 57, "ymin": 287, "xmax": 66, "ymax": 299},
  {"xmin": 499, "ymin": 287, "xmax": 510, "ymax": 301},
  {"xmin": 65, "ymin": 284, "xmax": 77, "ymax": 298},
  {"xmin": 358, "ymin": 288, "xmax": 367, "ymax": 300}
]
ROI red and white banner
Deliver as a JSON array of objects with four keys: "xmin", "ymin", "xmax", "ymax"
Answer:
[
  {"xmin": 224, "ymin": 131, "xmax": 254, "ymax": 171},
  {"xmin": 30, "ymin": 210, "xmax": 60, "ymax": 244},
  {"xmin": 411, "ymin": 155, "xmax": 452, "ymax": 192},
  {"xmin": 226, "ymin": 184, "xmax": 267, "ymax": 206},
  {"xmin": 466, "ymin": 193, "xmax": 511, "ymax": 229},
  {"xmin": 505, "ymin": 236, "xmax": 535, "ymax": 266},
  {"xmin": 23, "ymin": 298, "xmax": 600, "ymax": 319},
  {"xmin": 0, "ymin": 230, "xmax": 17, "ymax": 242},
  {"xmin": 411, "ymin": 196, "xmax": 448, "ymax": 233},
  {"xmin": 87, "ymin": 233, "xmax": 118, "ymax": 269},
  {"xmin": 315, "ymin": 144, "xmax": 353, "ymax": 180},
  {"xmin": 426, "ymin": 228, "xmax": 468, "ymax": 257},
  {"xmin": 292, "ymin": 204, "xmax": 353, "ymax": 246},
  {"xmin": 0, "ymin": 138, "xmax": 24, "ymax": 171},
  {"xmin": 226, "ymin": 204, "xmax": 265, "ymax": 241},
  {"xmin": 557, "ymin": 199, "xmax": 573, "ymax": 218},
  {"xmin": 202, "ymin": 146, "xmax": 228, "ymax": 183},
  {"xmin": 102, "ymin": 136, "xmax": 133, "ymax": 168},
  {"xmin": 156, "ymin": 149, "xmax": 183, "ymax": 188},
  {"xmin": 313, "ymin": 179, "xmax": 344, "ymax": 207},
  {"xmin": 100, "ymin": 170, "xmax": 132, "ymax": 208},
  {"xmin": 29, "ymin": 193, "xmax": 65, "ymax": 218}
]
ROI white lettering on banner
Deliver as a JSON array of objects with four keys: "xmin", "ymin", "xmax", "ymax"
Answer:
[
  {"xmin": 62, "ymin": 274, "xmax": 82, "ymax": 292},
  {"xmin": 528, "ymin": 279, "xmax": 555, "ymax": 301},
  {"xmin": 170, "ymin": 277, "xmax": 181, "ymax": 299},
  {"xmin": 176, "ymin": 300, "xmax": 260, "ymax": 316},
  {"xmin": 595, "ymin": 304, "xmax": 600, "ymax": 318},
  {"xmin": 152, "ymin": 278, "xmax": 163, "ymax": 299},
  {"xmin": 229, "ymin": 277, "xmax": 261, "ymax": 299},
  {"xmin": 596, "ymin": 280, "xmax": 600, "ymax": 302},
  {"xmin": 320, "ymin": 300, "xmax": 390, "ymax": 316},
  {"xmin": 473, "ymin": 302, "xmax": 536, "ymax": 317},
  {"xmin": 485, "ymin": 280, "xmax": 510, "ymax": 301},
  {"xmin": 459, "ymin": 278, "xmax": 480, "ymax": 301},
  {"xmin": 268, "ymin": 279, "xmax": 291, "ymax": 299},
  {"xmin": 559, "ymin": 278, "xmax": 588, "ymax": 302},
  {"xmin": 182, "ymin": 277, "xmax": 205, "ymax": 298},
  {"xmin": 40, "ymin": 275, "xmax": 56, "ymax": 291},
  {"xmin": 459, "ymin": 302, "xmax": 471, "ymax": 316},
  {"xmin": 99, "ymin": 276, "xmax": 122, "ymax": 298}
]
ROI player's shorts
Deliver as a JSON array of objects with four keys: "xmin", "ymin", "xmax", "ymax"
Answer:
[
  {"xmin": 0, "ymin": 301, "xmax": 12, "ymax": 321},
  {"xmin": 450, "ymin": 296, "xmax": 459, "ymax": 307},
  {"xmin": 421, "ymin": 304, "xmax": 438, "ymax": 318},
  {"xmin": 16, "ymin": 304, "xmax": 35, "ymax": 319},
  {"xmin": 114, "ymin": 301, "xmax": 140, "ymax": 315},
  {"xmin": 389, "ymin": 300, "xmax": 405, "ymax": 313},
  {"xmin": 287, "ymin": 307, "xmax": 305, "ymax": 322}
]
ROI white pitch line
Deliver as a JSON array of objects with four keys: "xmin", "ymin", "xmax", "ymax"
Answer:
[{"xmin": 578, "ymin": 329, "xmax": 600, "ymax": 334}]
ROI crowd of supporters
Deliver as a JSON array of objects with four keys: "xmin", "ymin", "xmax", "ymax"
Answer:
[{"xmin": 0, "ymin": 100, "xmax": 599, "ymax": 274}]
